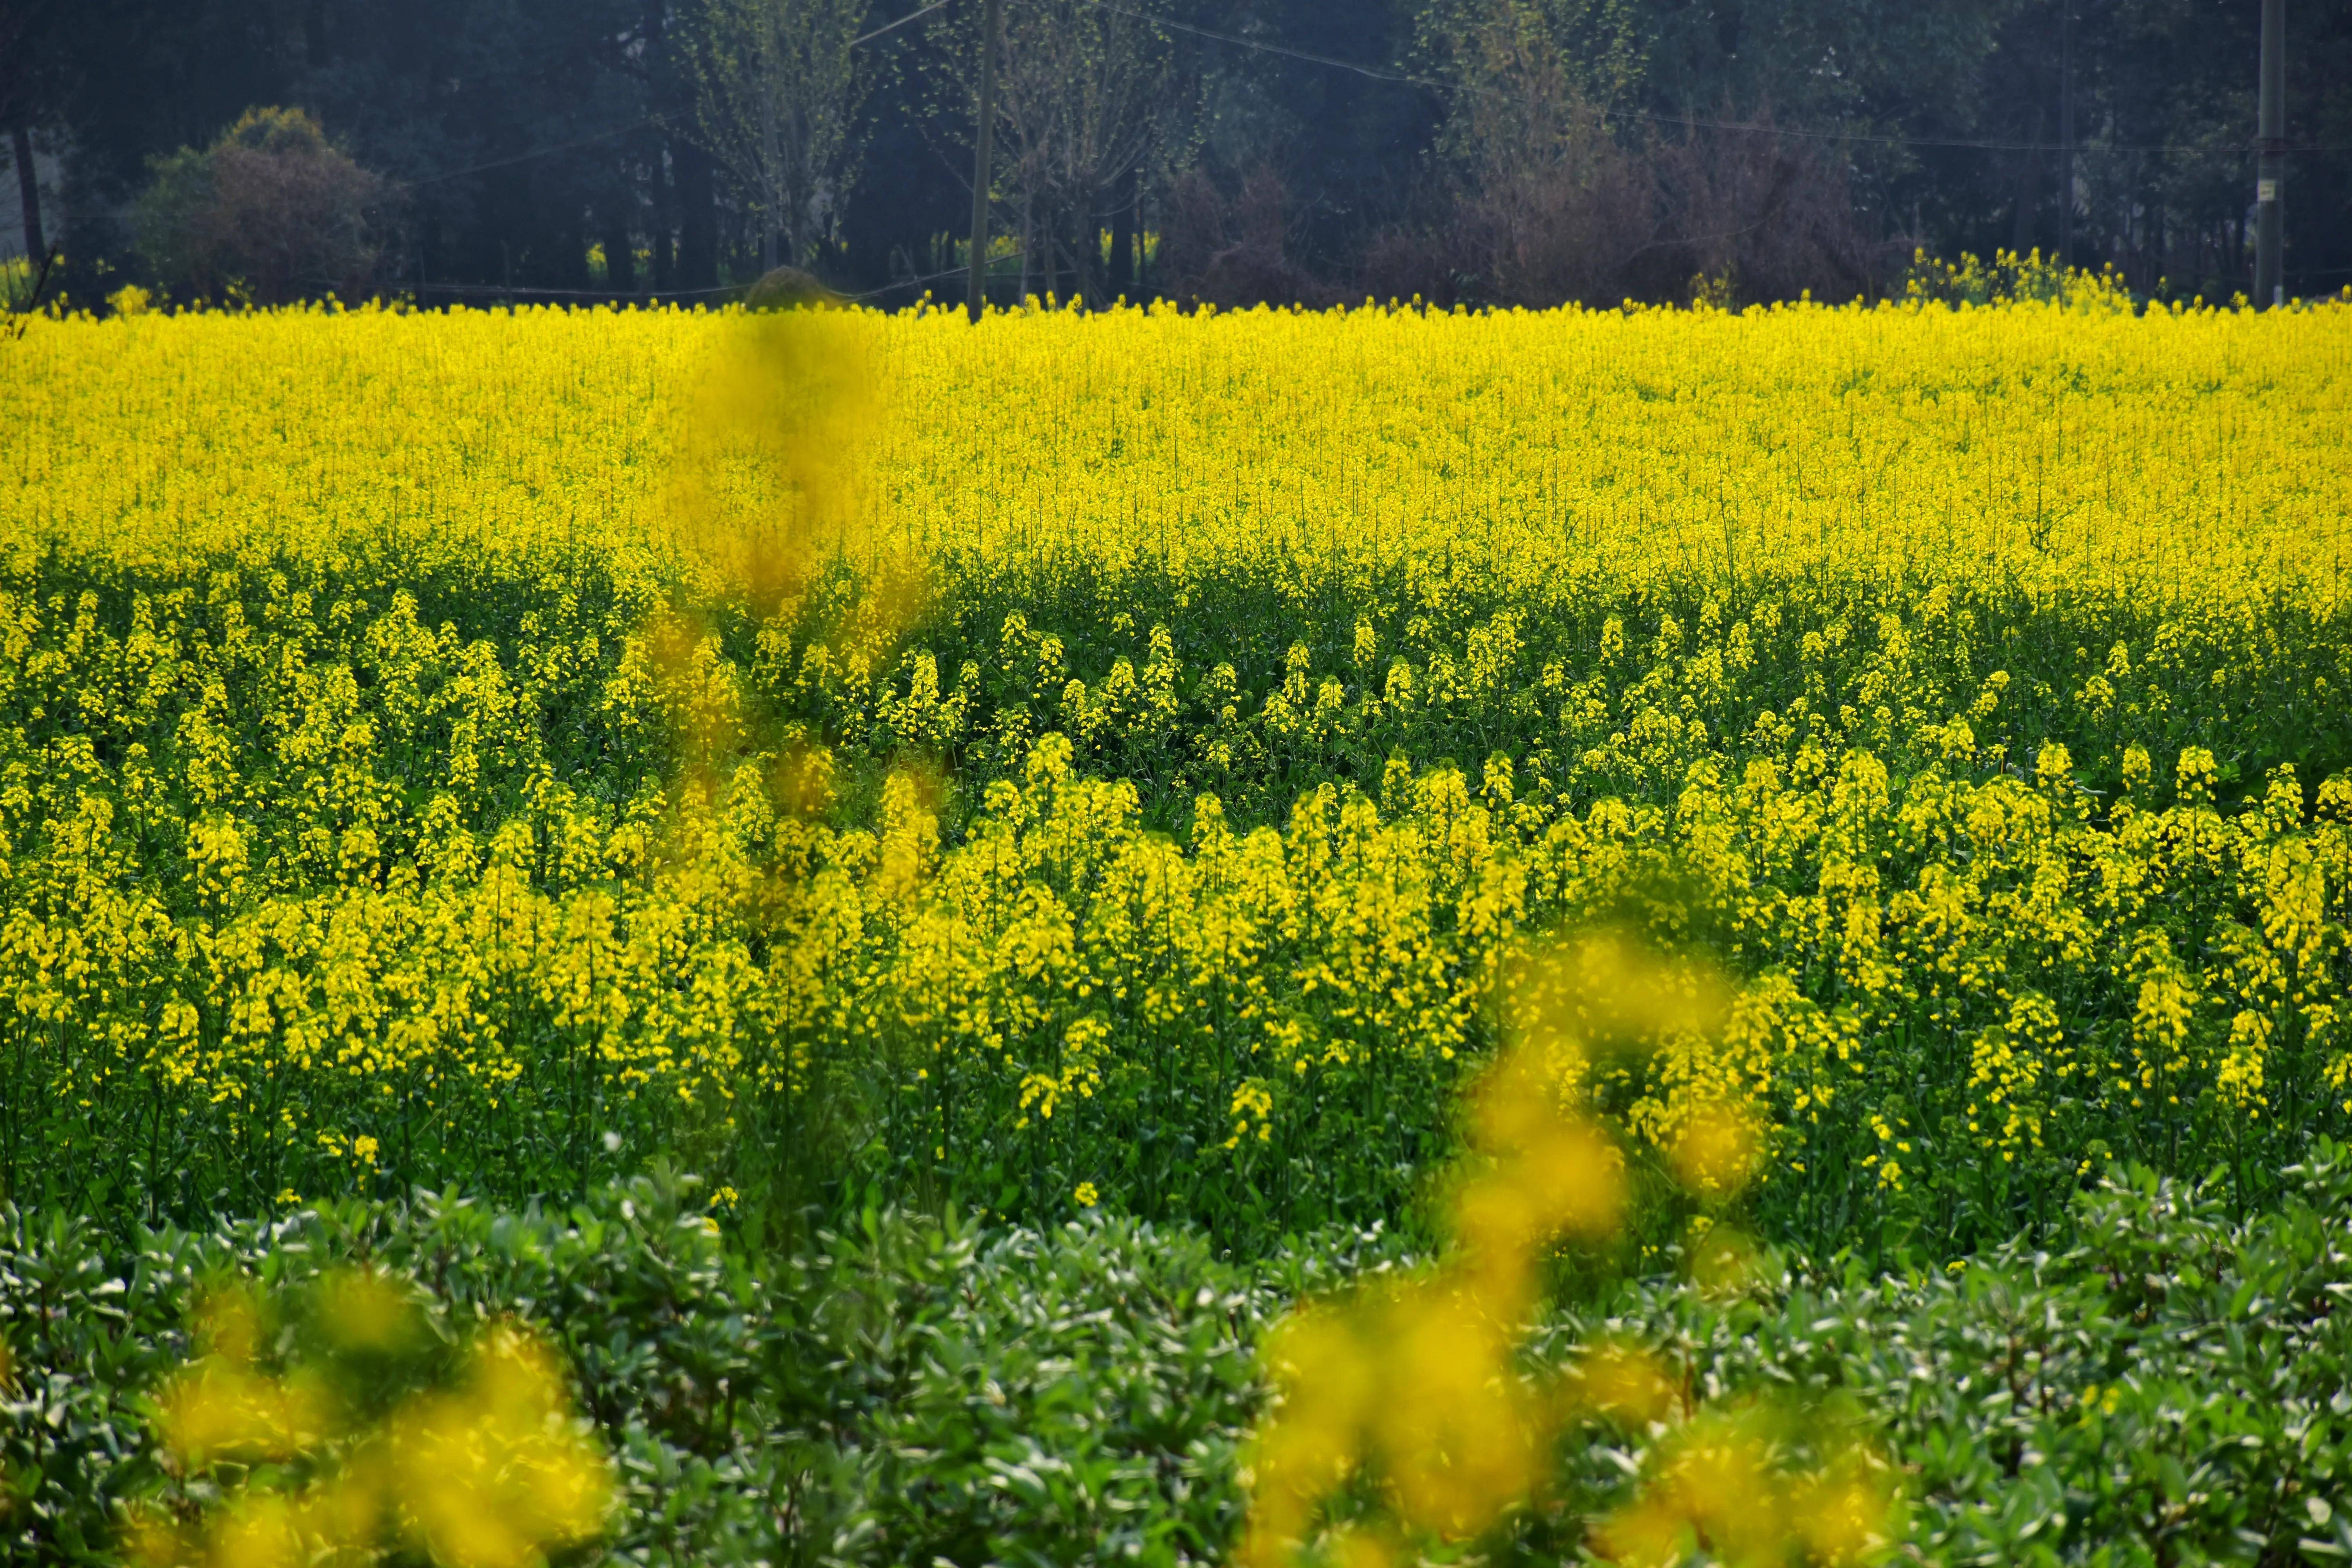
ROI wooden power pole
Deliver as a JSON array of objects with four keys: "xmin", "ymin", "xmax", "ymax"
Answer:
[
  {"xmin": 2255, "ymin": 0, "xmax": 2285, "ymax": 307},
  {"xmin": 966, "ymin": 0, "xmax": 1003, "ymax": 323}
]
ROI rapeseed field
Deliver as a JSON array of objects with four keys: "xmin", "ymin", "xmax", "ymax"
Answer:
[{"xmin": 4, "ymin": 289, "xmax": 2350, "ymax": 1272}]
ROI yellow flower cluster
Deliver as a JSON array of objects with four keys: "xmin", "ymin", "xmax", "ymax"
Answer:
[
  {"xmin": 8, "ymin": 292, "xmax": 2347, "ymax": 603},
  {"xmin": 2, "ymin": 294, "xmax": 2347, "ymax": 1247}
]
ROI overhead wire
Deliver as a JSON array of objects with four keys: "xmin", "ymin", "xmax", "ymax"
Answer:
[
  {"xmin": 1064, "ymin": 0, "xmax": 2350, "ymax": 160},
  {"xmin": 386, "ymin": 0, "xmax": 2348, "ymax": 306},
  {"xmin": 844, "ymin": 249, "xmax": 1032, "ymax": 299},
  {"xmin": 410, "ymin": 252, "xmax": 1024, "ymax": 305},
  {"xmin": 407, "ymin": 115, "xmax": 672, "ymax": 187},
  {"xmin": 412, "ymin": 280, "xmax": 737, "ymax": 300},
  {"xmin": 390, "ymin": 0, "xmax": 2349, "ymax": 193},
  {"xmin": 400, "ymin": 1, "xmax": 944, "ymax": 191},
  {"xmin": 853, "ymin": 0, "xmax": 952, "ymax": 46}
]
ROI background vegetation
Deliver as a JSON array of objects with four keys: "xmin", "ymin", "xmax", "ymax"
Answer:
[{"xmin": 5, "ymin": 0, "xmax": 2352, "ymax": 311}]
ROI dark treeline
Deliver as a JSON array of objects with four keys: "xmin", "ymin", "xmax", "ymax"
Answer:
[{"xmin": 5, "ymin": 0, "xmax": 2349, "ymax": 311}]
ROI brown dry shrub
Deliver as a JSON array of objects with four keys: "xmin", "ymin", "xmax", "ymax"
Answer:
[
  {"xmin": 1155, "ymin": 165, "xmax": 1332, "ymax": 309},
  {"xmin": 137, "ymin": 106, "xmax": 394, "ymax": 305},
  {"xmin": 1364, "ymin": 116, "xmax": 1883, "ymax": 309},
  {"xmin": 1359, "ymin": 125, "xmax": 1653, "ymax": 309},
  {"xmin": 1461, "ymin": 103, "xmax": 1656, "ymax": 306},
  {"xmin": 1641, "ymin": 114, "xmax": 1881, "ymax": 303}
]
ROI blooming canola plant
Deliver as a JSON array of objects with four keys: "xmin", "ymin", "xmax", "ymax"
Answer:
[{"xmin": 1, "ymin": 289, "xmax": 2348, "ymax": 1268}]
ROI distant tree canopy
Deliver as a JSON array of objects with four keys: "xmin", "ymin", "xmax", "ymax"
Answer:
[
  {"xmin": 679, "ymin": 0, "xmax": 870, "ymax": 276},
  {"xmin": 12, "ymin": 0, "xmax": 2352, "ymax": 311},
  {"xmin": 136, "ymin": 106, "xmax": 391, "ymax": 304}
]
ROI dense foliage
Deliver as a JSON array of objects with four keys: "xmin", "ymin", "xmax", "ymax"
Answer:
[
  {"xmin": 14, "ymin": 1149, "xmax": 2352, "ymax": 1564},
  {"xmin": 5, "ymin": 296, "xmax": 2352, "ymax": 1561},
  {"xmin": 0, "ymin": 1169, "xmax": 1287, "ymax": 1566}
]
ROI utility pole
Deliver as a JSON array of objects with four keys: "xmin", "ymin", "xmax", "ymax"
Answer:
[
  {"xmin": 2254, "ymin": 0, "xmax": 2285, "ymax": 308},
  {"xmin": 966, "ymin": 0, "xmax": 1003, "ymax": 323}
]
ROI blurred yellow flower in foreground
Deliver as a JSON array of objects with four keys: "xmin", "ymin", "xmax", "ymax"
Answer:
[
  {"xmin": 389, "ymin": 1326, "xmax": 612, "ymax": 1568},
  {"xmin": 133, "ymin": 1276, "xmax": 610, "ymax": 1568},
  {"xmin": 1240, "ymin": 933, "xmax": 1896, "ymax": 1566},
  {"xmin": 1596, "ymin": 1408, "xmax": 1896, "ymax": 1568}
]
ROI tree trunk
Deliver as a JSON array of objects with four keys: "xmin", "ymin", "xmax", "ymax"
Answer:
[
  {"xmin": 2009, "ymin": 108, "xmax": 2045, "ymax": 256},
  {"xmin": 1019, "ymin": 187, "xmax": 1033, "ymax": 299},
  {"xmin": 642, "ymin": 0, "xmax": 676, "ymax": 293},
  {"xmin": 678, "ymin": 138, "xmax": 719, "ymax": 290},
  {"xmin": 1135, "ymin": 182, "xmax": 1147, "ymax": 298},
  {"xmin": 1072, "ymin": 205, "xmax": 1096, "ymax": 308},
  {"xmin": 11, "ymin": 121, "xmax": 43, "ymax": 264},
  {"xmin": 559, "ymin": 223, "xmax": 593, "ymax": 293},
  {"xmin": 652, "ymin": 150, "xmax": 677, "ymax": 292},
  {"xmin": 759, "ymin": 87, "xmax": 782, "ymax": 272},
  {"xmin": 603, "ymin": 210, "xmax": 636, "ymax": 298},
  {"xmin": 1111, "ymin": 165, "xmax": 1136, "ymax": 297}
]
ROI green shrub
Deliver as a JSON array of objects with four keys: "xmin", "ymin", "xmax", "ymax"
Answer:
[
  {"xmin": 1521, "ymin": 1145, "xmax": 2352, "ymax": 1565},
  {"xmin": 0, "ymin": 1174, "xmax": 1292, "ymax": 1566},
  {"xmin": 134, "ymin": 107, "xmax": 391, "ymax": 305},
  {"xmin": 9, "ymin": 1152, "xmax": 2352, "ymax": 1565}
]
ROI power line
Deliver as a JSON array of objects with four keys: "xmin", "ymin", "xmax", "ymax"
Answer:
[
  {"xmin": 853, "ymin": 0, "xmax": 952, "ymax": 47},
  {"xmin": 387, "ymin": 0, "xmax": 2351, "ymax": 193},
  {"xmin": 415, "ymin": 279, "xmax": 738, "ymax": 300},
  {"xmin": 408, "ymin": 251, "xmax": 1024, "ymax": 305},
  {"xmin": 407, "ymin": 115, "xmax": 670, "ymax": 187},
  {"xmin": 848, "ymin": 250, "xmax": 1027, "ymax": 301},
  {"xmin": 397, "ymin": 4, "xmax": 938, "ymax": 190},
  {"xmin": 383, "ymin": 0, "xmax": 2347, "ymax": 205},
  {"xmin": 1063, "ymin": 0, "xmax": 2351, "ymax": 160}
]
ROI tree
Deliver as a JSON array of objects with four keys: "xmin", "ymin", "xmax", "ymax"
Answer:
[
  {"xmin": 1005, "ymin": 0, "xmax": 1179, "ymax": 304},
  {"xmin": 681, "ymin": 0, "xmax": 871, "ymax": 276},
  {"xmin": 924, "ymin": 0, "xmax": 1178, "ymax": 306},
  {"xmin": 136, "ymin": 105, "xmax": 393, "ymax": 303},
  {"xmin": 1403, "ymin": 0, "xmax": 1656, "ymax": 303},
  {"xmin": 1, "ymin": 0, "xmax": 67, "ymax": 265}
]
